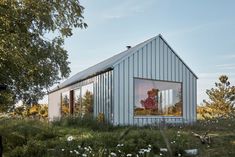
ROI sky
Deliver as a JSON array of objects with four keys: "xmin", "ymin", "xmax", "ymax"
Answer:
[{"xmin": 42, "ymin": 0, "xmax": 235, "ymax": 104}]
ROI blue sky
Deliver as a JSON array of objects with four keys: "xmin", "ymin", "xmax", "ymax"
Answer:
[{"xmin": 43, "ymin": 0, "xmax": 235, "ymax": 104}]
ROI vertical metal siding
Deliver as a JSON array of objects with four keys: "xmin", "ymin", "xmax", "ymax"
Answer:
[
  {"xmin": 168, "ymin": 48, "xmax": 172, "ymax": 81},
  {"xmin": 155, "ymin": 38, "xmax": 160, "ymax": 80},
  {"xmin": 160, "ymin": 39, "xmax": 164, "ymax": 80},
  {"xmin": 113, "ymin": 36, "xmax": 197, "ymax": 125},
  {"xmin": 129, "ymin": 55, "xmax": 134, "ymax": 125},
  {"xmin": 48, "ymin": 70, "xmax": 113, "ymax": 122},
  {"xmin": 151, "ymin": 40, "xmax": 156, "ymax": 79}
]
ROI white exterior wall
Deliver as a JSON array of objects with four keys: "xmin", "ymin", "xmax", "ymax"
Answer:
[
  {"xmin": 48, "ymin": 71, "xmax": 113, "ymax": 122},
  {"xmin": 113, "ymin": 36, "xmax": 197, "ymax": 126}
]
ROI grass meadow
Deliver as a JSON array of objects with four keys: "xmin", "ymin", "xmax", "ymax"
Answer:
[{"xmin": 0, "ymin": 116, "xmax": 235, "ymax": 157}]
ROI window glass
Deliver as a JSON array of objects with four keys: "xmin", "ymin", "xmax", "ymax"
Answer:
[
  {"xmin": 74, "ymin": 88, "xmax": 81, "ymax": 115},
  {"xmin": 61, "ymin": 91, "xmax": 70, "ymax": 116},
  {"xmin": 134, "ymin": 78, "xmax": 182, "ymax": 116},
  {"xmin": 81, "ymin": 83, "xmax": 94, "ymax": 115}
]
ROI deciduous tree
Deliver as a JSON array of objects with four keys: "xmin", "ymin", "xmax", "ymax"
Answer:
[
  {"xmin": 203, "ymin": 75, "xmax": 235, "ymax": 118},
  {"xmin": 0, "ymin": 0, "xmax": 87, "ymax": 110}
]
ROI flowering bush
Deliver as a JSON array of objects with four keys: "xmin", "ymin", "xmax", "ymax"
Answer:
[{"xmin": 11, "ymin": 104, "xmax": 48, "ymax": 119}]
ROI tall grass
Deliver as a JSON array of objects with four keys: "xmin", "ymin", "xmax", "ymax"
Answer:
[{"xmin": 0, "ymin": 116, "xmax": 235, "ymax": 156}]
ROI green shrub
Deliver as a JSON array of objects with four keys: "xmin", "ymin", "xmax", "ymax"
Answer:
[
  {"xmin": 52, "ymin": 115, "xmax": 114, "ymax": 131},
  {"xmin": 9, "ymin": 140, "xmax": 47, "ymax": 157}
]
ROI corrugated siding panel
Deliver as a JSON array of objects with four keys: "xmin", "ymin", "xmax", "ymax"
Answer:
[
  {"xmin": 151, "ymin": 41, "xmax": 155, "ymax": 79},
  {"xmin": 175, "ymin": 55, "xmax": 179, "ymax": 82},
  {"xmin": 113, "ymin": 67, "xmax": 119, "ymax": 125},
  {"xmin": 160, "ymin": 39, "xmax": 164, "ymax": 80},
  {"xmin": 147, "ymin": 43, "xmax": 152, "ymax": 78},
  {"xmin": 155, "ymin": 37, "xmax": 160, "ymax": 79},
  {"xmin": 124, "ymin": 59, "xmax": 129, "ymax": 124},
  {"xmin": 138, "ymin": 50, "xmax": 143, "ymax": 78},
  {"xmin": 120, "ymin": 62, "xmax": 125, "ymax": 124},
  {"xmin": 189, "ymin": 72, "xmax": 193, "ymax": 123},
  {"xmin": 172, "ymin": 52, "xmax": 176, "ymax": 82},
  {"xmin": 183, "ymin": 66, "xmax": 187, "ymax": 122},
  {"xmin": 129, "ymin": 55, "xmax": 134, "ymax": 125},
  {"xmin": 168, "ymin": 48, "xmax": 172, "ymax": 81},
  {"xmin": 143, "ymin": 46, "xmax": 147, "ymax": 77},
  {"xmin": 194, "ymin": 77, "xmax": 197, "ymax": 122},
  {"xmin": 163, "ymin": 43, "xmax": 168, "ymax": 80}
]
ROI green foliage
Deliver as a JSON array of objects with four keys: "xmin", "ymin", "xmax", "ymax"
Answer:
[
  {"xmin": 82, "ymin": 90, "xmax": 94, "ymax": 114},
  {"xmin": 52, "ymin": 115, "xmax": 114, "ymax": 131},
  {"xmin": 11, "ymin": 104, "xmax": 48, "ymax": 119},
  {"xmin": 9, "ymin": 140, "xmax": 47, "ymax": 157},
  {"xmin": 0, "ymin": 118, "xmax": 235, "ymax": 157},
  {"xmin": 203, "ymin": 75, "xmax": 235, "ymax": 118},
  {"xmin": 0, "ymin": 0, "xmax": 87, "ymax": 108},
  {"xmin": 0, "ymin": 89, "xmax": 14, "ymax": 112}
]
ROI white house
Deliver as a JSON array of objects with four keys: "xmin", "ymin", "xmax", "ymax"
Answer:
[{"xmin": 48, "ymin": 34, "xmax": 198, "ymax": 125}]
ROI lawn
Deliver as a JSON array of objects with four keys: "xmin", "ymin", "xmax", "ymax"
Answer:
[{"xmin": 0, "ymin": 116, "xmax": 234, "ymax": 157}]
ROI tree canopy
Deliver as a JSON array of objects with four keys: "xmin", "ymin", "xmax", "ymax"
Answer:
[
  {"xmin": 202, "ymin": 75, "xmax": 235, "ymax": 118},
  {"xmin": 0, "ymin": 0, "xmax": 87, "ymax": 110}
]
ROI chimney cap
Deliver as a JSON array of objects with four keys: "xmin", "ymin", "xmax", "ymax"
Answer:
[{"xmin": 126, "ymin": 46, "xmax": 131, "ymax": 49}]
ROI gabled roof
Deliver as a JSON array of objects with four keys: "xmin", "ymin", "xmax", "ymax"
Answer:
[
  {"xmin": 50, "ymin": 36, "xmax": 155, "ymax": 93},
  {"xmin": 50, "ymin": 34, "xmax": 198, "ymax": 93}
]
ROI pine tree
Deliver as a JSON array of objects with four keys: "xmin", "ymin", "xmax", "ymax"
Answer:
[{"xmin": 203, "ymin": 75, "xmax": 235, "ymax": 118}]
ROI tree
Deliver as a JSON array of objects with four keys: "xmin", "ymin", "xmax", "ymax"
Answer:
[
  {"xmin": 82, "ymin": 90, "xmax": 93, "ymax": 114},
  {"xmin": 0, "ymin": 0, "xmax": 87, "ymax": 110},
  {"xmin": 203, "ymin": 75, "xmax": 235, "ymax": 118}
]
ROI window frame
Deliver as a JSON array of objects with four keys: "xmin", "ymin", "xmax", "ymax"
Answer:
[
  {"xmin": 60, "ymin": 91, "xmax": 71, "ymax": 116},
  {"xmin": 73, "ymin": 87, "xmax": 82, "ymax": 115},
  {"xmin": 133, "ymin": 77, "xmax": 183, "ymax": 118},
  {"xmin": 81, "ymin": 83, "xmax": 94, "ymax": 115}
]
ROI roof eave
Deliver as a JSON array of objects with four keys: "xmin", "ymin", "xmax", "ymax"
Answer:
[{"xmin": 49, "ymin": 67, "xmax": 113, "ymax": 94}]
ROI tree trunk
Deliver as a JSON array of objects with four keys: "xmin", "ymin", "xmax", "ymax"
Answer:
[{"xmin": 0, "ymin": 135, "xmax": 3, "ymax": 157}]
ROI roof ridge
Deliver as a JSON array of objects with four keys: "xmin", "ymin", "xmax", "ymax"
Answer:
[{"xmin": 53, "ymin": 35, "xmax": 159, "ymax": 91}]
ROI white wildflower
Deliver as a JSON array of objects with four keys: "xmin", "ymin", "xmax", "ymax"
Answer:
[
  {"xmin": 145, "ymin": 148, "xmax": 151, "ymax": 153},
  {"xmin": 117, "ymin": 143, "xmax": 124, "ymax": 147},
  {"xmin": 138, "ymin": 149, "xmax": 144, "ymax": 154},
  {"xmin": 67, "ymin": 136, "xmax": 74, "ymax": 142},
  {"xmin": 110, "ymin": 152, "xmax": 117, "ymax": 156},
  {"xmin": 82, "ymin": 154, "xmax": 87, "ymax": 157},
  {"xmin": 126, "ymin": 154, "xmax": 132, "ymax": 157},
  {"xmin": 171, "ymin": 141, "xmax": 176, "ymax": 144},
  {"xmin": 74, "ymin": 150, "xmax": 79, "ymax": 154},
  {"xmin": 61, "ymin": 149, "xmax": 65, "ymax": 151},
  {"xmin": 160, "ymin": 148, "xmax": 168, "ymax": 152},
  {"xmin": 70, "ymin": 150, "xmax": 73, "ymax": 153}
]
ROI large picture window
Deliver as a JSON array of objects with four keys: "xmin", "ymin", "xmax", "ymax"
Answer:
[
  {"xmin": 81, "ymin": 83, "xmax": 94, "ymax": 115},
  {"xmin": 61, "ymin": 91, "xmax": 70, "ymax": 116},
  {"xmin": 73, "ymin": 88, "xmax": 81, "ymax": 115},
  {"xmin": 60, "ymin": 83, "xmax": 94, "ymax": 116},
  {"xmin": 134, "ymin": 78, "xmax": 182, "ymax": 116}
]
